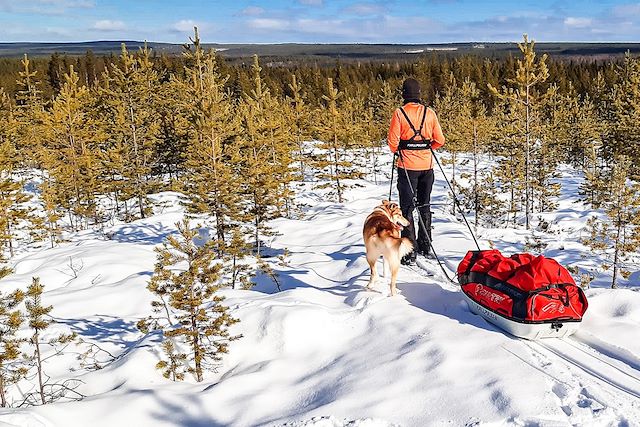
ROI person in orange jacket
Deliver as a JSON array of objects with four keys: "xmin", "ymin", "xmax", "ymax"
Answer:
[{"xmin": 387, "ymin": 78, "xmax": 445, "ymax": 264}]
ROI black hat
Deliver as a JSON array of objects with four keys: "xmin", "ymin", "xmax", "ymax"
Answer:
[{"xmin": 402, "ymin": 78, "xmax": 421, "ymax": 102}]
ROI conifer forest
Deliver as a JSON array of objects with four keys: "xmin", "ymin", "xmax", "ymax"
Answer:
[{"xmin": 0, "ymin": 29, "xmax": 639, "ymax": 417}]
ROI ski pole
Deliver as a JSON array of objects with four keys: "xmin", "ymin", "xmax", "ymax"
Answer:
[
  {"xmin": 397, "ymin": 149, "xmax": 457, "ymax": 284},
  {"xmin": 388, "ymin": 152, "xmax": 397, "ymax": 201},
  {"xmin": 429, "ymin": 148, "xmax": 481, "ymax": 251}
]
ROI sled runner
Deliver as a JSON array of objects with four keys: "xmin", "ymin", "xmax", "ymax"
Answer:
[{"xmin": 457, "ymin": 250, "xmax": 589, "ymax": 340}]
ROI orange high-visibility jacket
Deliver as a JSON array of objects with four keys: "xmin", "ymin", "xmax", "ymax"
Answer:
[{"xmin": 387, "ymin": 102, "xmax": 445, "ymax": 171}]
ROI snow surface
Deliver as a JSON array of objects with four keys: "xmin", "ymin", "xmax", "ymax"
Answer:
[{"xmin": 0, "ymin": 154, "xmax": 639, "ymax": 427}]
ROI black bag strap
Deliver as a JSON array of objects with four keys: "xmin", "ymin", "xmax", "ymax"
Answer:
[{"xmin": 399, "ymin": 105, "xmax": 428, "ymax": 140}]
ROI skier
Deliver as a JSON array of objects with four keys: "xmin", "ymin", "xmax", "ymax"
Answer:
[{"xmin": 387, "ymin": 78, "xmax": 445, "ymax": 265}]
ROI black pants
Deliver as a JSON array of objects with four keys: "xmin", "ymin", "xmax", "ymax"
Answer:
[{"xmin": 397, "ymin": 168, "xmax": 434, "ymax": 253}]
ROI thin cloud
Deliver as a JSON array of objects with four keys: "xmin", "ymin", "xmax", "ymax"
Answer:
[
  {"xmin": 249, "ymin": 18, "xmax": 290, "ymax": 31},
  {"xmin": 611, "ymin": 3, "xmax": 640, "ymax": 17},
  {"xmin": 298, "ymin": 0, "xmax": 323, "ymax": 6},
  {"xmin": 93, "ymin": 20, "xmax": 126, "ymax": 31},
  {"xmin": 240, "ymin": 6, "xmax": 265, "ymax": 16},
  {"xmin": 344, "ymin": 3, "xmax": 386, "ymax": 16},
  {"xmin": 246, "ymin": 14, "xmax": 441, "ymax": 42},
  {"xmin": 0, "ymin": 0, "xmax": 95, "ymax": 14},
  {"xmin": 564, "ymin": 17, "xmax": 592, "ymax": 28},
  {"xmin": 171, "ymin": 19, "xmax": 210, "ymax": 34}
]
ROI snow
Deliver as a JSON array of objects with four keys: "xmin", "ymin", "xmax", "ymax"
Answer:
[{"xmin": 0, "ymin": 153, "xmax": 639, "ymax": 426}]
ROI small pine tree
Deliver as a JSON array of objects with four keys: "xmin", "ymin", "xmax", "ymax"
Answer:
[
  {"xmin": 100, "ymin": 43, "xmax": 161, "ymax": 220},
  {"xmin": 439, "ymin": 76, "xmax": 496, "ymax": 223},
  {"xmin": 0, "ymin": 287, "xmax": 25, "ymax": 408},
  {"xmin": 459, "ymin": 171, "xmax": 505, "ymax": 228},
  {"xmin": 177, "ymin": 28, "xmax": 240, "ymax": 251},
  {"xmin": 582, "ymin": 157, "xmax": 640, "ymax": 288},
  {"xmin": 287, "ymin": 73, "xmax": 313, "ymax": 180},
  {"xmin": 238, "ymin": 55, "xmax": 294, "ymax": 253},
  {"xmin": 15, "ymin": 55, "xmax": 46, "ymax": 167},
  {"xmin": 602, "ymin": 53, "xmax": 640, "ymax": 178},
  {"xmin": 0, "ymin": 125, "xmax": 33, "ymax": 258},
  {"xmin": 366, "ymin": 80, "xmax": 398, "ymax": 184},
  {"xmin": 568, "ymin": 84, "xmax": 606, "ymax": 207},
  {"xmin": 490, "ymin": 96, "xmax": 526, "ymax": 227},
  {"xmin": 45, "ymin": 65, "xmax": 106, "ymax": 230},
  {"xmin": 155, "ymin": 339, "xmax": 187, "ymax": 381},
  {"xmin": 434, "ymin": 72, "xmax": 468, "ymax": 194},
  {"xmin": 140, "ymin": 219, "xmax": 240, "ymax": 382},
  {"xmin": 313, "ymin": 77, "xmax": 364, "ymax": 203},
  {"xmin": 489, "ymin": 34, "xmax": 549, "ymax": 229},
  {"xmin": 223, "ymin": 228, "xmax": 253, "ymax": 290},
  {"xmin": 23, "ymin": 277, "xmax": 77, "ymax": 405},
  {"xmin": 0, "ymin": 266, "xmax": 11, "ymax": 280},
  {"xmin": 531, "ymin": 84, "xmax": 563, "ymax": 213}
]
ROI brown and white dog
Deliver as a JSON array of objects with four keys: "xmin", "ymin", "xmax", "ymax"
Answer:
[{"xmin": 363, "ymin": 200, "xmax": 413, "ymax": 296}]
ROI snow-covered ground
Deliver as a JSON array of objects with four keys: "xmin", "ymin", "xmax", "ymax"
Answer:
[{"xmin": 0, "ymin": 154, "xmax": 639, "ymax": 427}]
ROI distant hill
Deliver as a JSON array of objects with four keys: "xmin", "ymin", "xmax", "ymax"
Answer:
[{"xmin": 2, "ymin": 41, "xmax": 640, "ymax": 61}]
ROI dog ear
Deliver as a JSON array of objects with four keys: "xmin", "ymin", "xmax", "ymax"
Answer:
[{"xmin": 382, "ymin": 199, "xmax": 390, "ymax": 205}]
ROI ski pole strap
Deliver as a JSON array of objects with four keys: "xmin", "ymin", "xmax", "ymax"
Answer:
[{"xmin": 398, "ymin": 106, "xmax": 431, "ymax": 151}]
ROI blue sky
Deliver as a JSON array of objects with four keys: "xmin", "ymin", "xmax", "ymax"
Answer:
[{"xmin": 1, "ymin": 0, "xmax": 639, "ymax": 43}]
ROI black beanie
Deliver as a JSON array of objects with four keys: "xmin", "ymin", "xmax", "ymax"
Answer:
[{"xmin": 402, "ymin": 78, "xmax": 421, "ymax": 102}]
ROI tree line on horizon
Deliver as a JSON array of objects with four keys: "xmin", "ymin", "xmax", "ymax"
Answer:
[{"xmin": 0, "ymin": 31, "xmax": 639, "ymax": 398}]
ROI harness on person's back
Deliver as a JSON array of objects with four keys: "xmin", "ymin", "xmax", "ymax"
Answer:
[{"xmin": 398, "ymin": 105, "xmax": 432, "ymax": 151}]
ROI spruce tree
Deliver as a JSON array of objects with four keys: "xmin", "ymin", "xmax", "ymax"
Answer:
[{"xmin": 139, "ymin": 219, "xmax": 240, "ymax": 382}]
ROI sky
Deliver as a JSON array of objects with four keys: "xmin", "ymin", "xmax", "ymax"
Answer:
[{"xmin": 1, "ymin": 0, "xmax": 640, "ymax": 44}]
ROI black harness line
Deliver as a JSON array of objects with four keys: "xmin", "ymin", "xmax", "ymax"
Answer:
[{"xmin": 390, "ymin": 104, "xmax": 482, "ymax": 283}]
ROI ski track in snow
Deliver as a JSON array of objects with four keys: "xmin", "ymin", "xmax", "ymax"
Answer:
[{"xmin": 0, "ymin": 155, "xmax": 639, "ymax": 426}]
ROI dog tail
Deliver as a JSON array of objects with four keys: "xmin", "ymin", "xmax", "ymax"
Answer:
[{"xmin": 398, "ymin": 237, "xmax": 413, "ymax": 259}]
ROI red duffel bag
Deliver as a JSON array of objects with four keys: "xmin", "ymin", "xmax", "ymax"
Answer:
[{"xmin": 457, "ymin": 250, "xmax": 588, "ymax": 323}]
